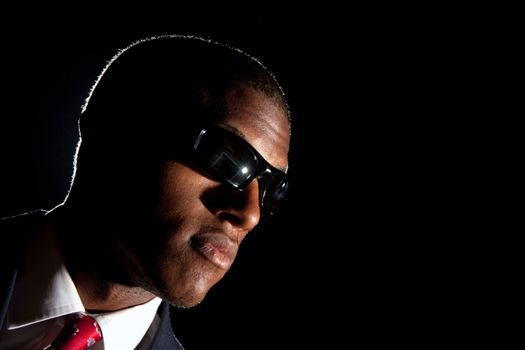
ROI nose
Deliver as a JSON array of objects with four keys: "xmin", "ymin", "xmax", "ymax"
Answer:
[{"xmin": 205, "ymin": 180, "xmax": 261, "ymax": 233}]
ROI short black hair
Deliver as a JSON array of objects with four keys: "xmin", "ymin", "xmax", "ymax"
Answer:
[{"xmin": 80, "ymin": 35, "xmax": 290, "ymax": 150}]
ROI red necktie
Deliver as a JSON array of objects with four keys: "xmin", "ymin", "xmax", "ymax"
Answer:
[{"xmin": 48, "ymin": 313, "xmax": 103, "ymax": 350}]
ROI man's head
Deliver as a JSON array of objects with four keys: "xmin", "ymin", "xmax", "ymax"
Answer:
[{"xmin": 66, "ymin": 35, "xmax": 291, "ymax": 307}]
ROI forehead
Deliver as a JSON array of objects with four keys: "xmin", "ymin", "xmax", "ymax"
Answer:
[{"xmin": 218, "ymin": 87, "xmax": 290, "ymax": 170}]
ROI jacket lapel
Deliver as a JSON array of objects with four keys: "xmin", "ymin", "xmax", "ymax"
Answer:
[
  {"xmin": 0, "ymin": 268, "xmax": 17, "ymax": 330},
  {"xmin": 148, "ymin": 302, "xmax": 185, "ymax": 350}
]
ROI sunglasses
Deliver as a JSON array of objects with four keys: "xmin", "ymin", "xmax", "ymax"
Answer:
[{"xmin": 187, "ymin": 125, "xmax": 289, "ymax": 217}]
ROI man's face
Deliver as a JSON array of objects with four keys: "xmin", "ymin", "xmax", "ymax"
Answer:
[{"xmin": 127, "ymin": 87, "xmax": 290, "ymax": 307}]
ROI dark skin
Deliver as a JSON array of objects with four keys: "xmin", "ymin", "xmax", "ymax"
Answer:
[{"xmin": 55, "ymin": 86, "xmax": 290, "ymax": 312}]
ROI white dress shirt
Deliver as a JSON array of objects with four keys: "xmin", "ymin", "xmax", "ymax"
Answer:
[{"xmin": 0, "ymin": 222, "xmax": 162, "ymax": 350}]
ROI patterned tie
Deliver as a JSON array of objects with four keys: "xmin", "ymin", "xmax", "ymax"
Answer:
[{"xmin": 48, "ymin": 313, "xmax": 103, "ymax": 350}]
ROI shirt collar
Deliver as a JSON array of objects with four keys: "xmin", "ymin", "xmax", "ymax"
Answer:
[
  {"xmin": 7, "ymin": 216, "xmax": 164, "ymax": 350},
  {"xmin": 92, "ymin": 297, "xmax": 162, "ymax": 350},
  {"xmin": 7, "ymin": 221, "xmax": 84, "ymax": 329}
]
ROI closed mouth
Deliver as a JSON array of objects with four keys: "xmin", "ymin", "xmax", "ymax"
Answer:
[{"xmin": 191, "ymin": 232, "xmax": 237, "ymax": 270}]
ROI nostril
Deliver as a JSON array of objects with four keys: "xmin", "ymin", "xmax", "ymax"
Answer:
[{"xmin": 217, "ymin": 212, "xmax": 242, "ymax": 227}]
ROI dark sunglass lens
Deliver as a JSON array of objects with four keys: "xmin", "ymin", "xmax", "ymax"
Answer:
[
  {"xmin": 260, "ymin": 174, "xmax": 289, "ymax": 216},
  {"xmin": 196, "ymin": 130, "xmax": 258, "ymax": 187}
]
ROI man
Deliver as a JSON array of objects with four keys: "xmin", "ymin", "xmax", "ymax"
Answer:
[{"xmin": 0, "ymin": 35, "xmax": 291, "ymax": 349}]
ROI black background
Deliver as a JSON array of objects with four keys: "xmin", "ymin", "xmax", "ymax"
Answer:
[{"xmin": 0, "ymin": 7, "xmax": 457, "ymax": 349}]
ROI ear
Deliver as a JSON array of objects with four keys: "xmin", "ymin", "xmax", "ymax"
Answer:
[
  {"xmin": 79, "ymin": 110, "xmax": 116, "ymax": 144},
  {"xmin": 78, "ymin": 110, "xmax": 114, "ymax": 153},
  {"xmin": 78, "ymin": 109, "xmax": 94, "ymax": 142}
]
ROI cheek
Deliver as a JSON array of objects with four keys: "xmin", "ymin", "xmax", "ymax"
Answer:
[
  {"xmin": 157, "ymin": 162, "xmax": 206, "ymax": 217},
  {"xmin": 143, "ymin": 162, "xmax": 226, "ymax": 306}
]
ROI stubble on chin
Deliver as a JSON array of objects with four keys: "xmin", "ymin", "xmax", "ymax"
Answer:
[{"xmin": 151, "ymin": 247, "xmax": 227, "ymax": 308}]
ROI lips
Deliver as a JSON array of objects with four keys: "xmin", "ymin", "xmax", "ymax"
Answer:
[{"xmin": 191, "ymin": 232, "xmax": 238, "ymax": 270}]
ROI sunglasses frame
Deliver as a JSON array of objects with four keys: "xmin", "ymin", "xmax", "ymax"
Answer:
[{"xmin": 190, "ymin": 125, "xmax": 289, "ymax": 216}]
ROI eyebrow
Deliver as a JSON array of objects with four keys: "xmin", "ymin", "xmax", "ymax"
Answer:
[{"xmin": 216, "ymin": 123, "xmax": 288, "ymax": 173}]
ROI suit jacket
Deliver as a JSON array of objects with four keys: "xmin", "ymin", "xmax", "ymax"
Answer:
[{"xmin": 0, "ymin": 211, "xmax": 184, "ymax": 350}]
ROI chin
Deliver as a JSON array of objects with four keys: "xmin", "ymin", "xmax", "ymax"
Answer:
[
  {"xmin": 170, "ymin": 294, "xmax": 205, "ymax": 309},
  {"xmin": 163, "ymin": 280, "xmax": 214, "ymax": 308},
  {"xmin": 140, "ymin": 238, "xmax": 228, "ymax": 308},
  {"xmin": 157, "ymin": 265, "xmax": 226, "ymax": 309}
]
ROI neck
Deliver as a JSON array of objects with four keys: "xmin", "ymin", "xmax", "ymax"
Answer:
[
  {"xmin": 74, "ymin": 270, "xmax": 156, "ymax": 312},
  {"xmin": 51, "ymin": 205, "xmax": 156, "ymax": 312}
]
